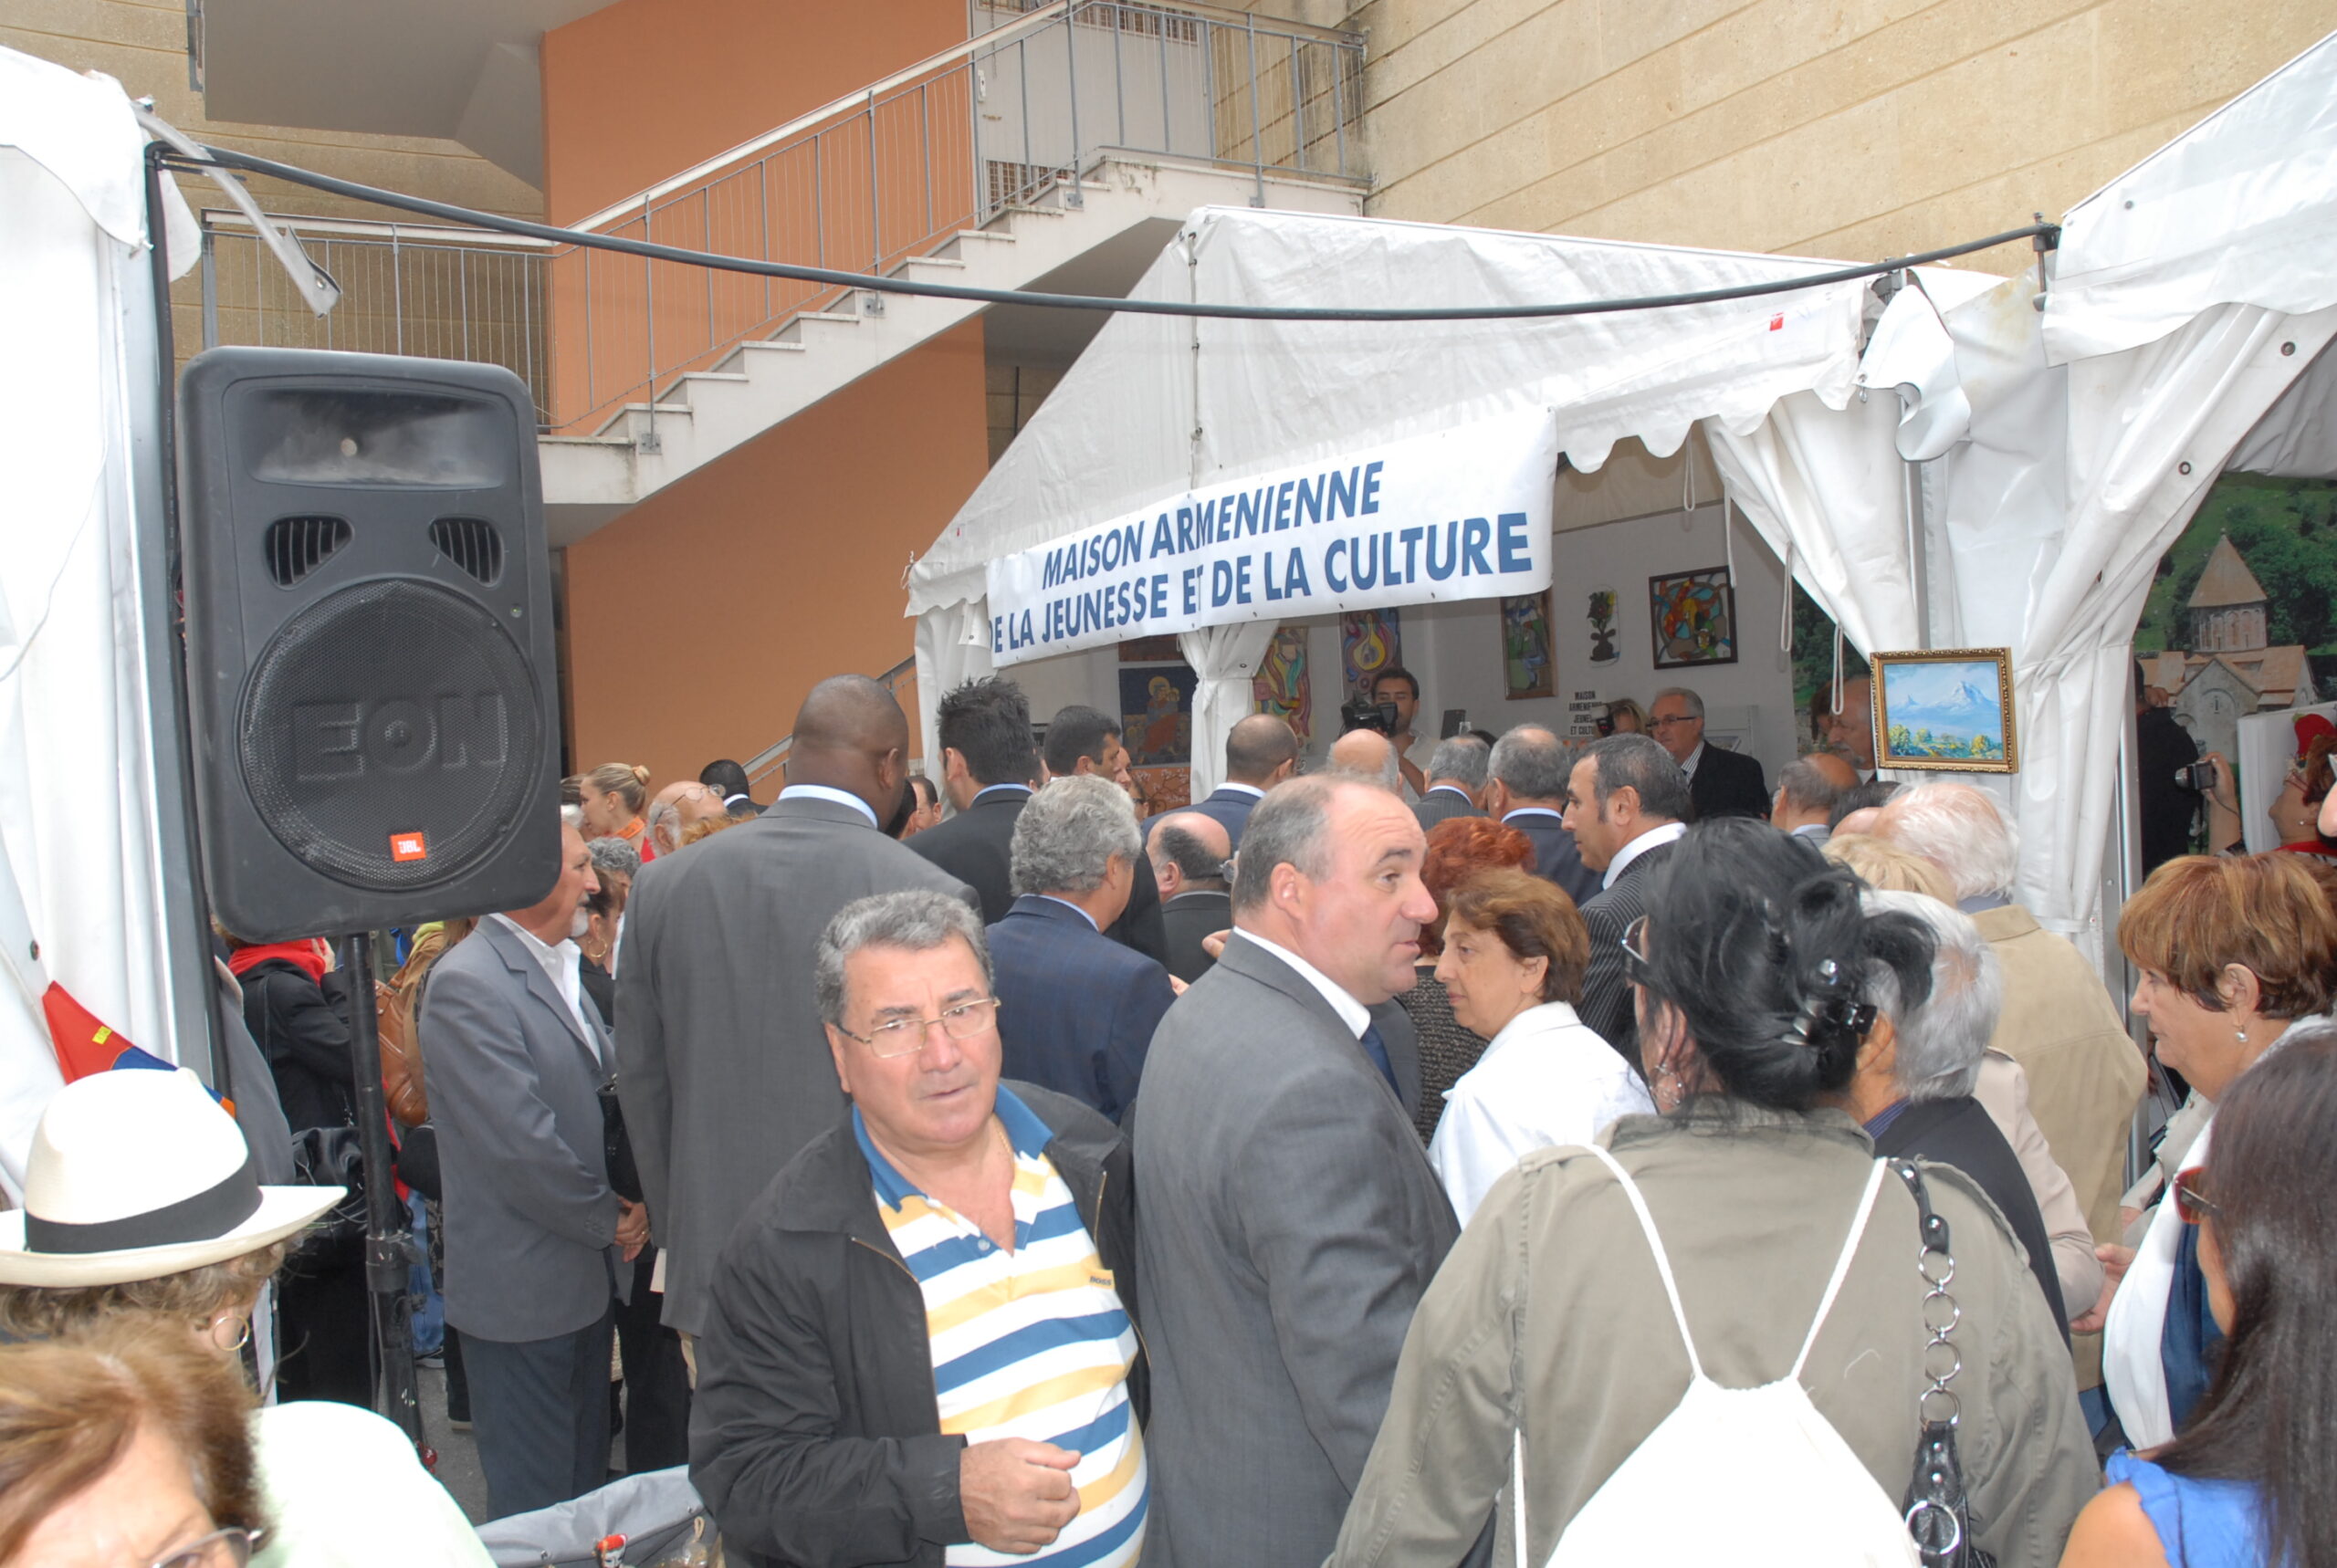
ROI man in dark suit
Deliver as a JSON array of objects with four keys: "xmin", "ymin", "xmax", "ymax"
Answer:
[
  {"xmin": 424, "ymin": 821, "xmax": 640, "ymax": 1517},
  {"xmin": 1411, "ymin": 734, "xmax": 1490, "ymax": 832},
  {"xmin": 1148, "ymin": 809, "xmax": 1232, "ymax": 984},
  {"xmin": 1564, "ymin": 733, "xmax": 1692, "ymax": 1065},
  {"xmin": 1158, "ymin": 712, "xmax": 1298, "ymax": 850},
  {"xmin": 987, "ymin": 776, "xmax": 1177, "ymax": 1122},
  {"xmin": 1484, "ymin": 725, "xmax": 1601, "ymax": 904},
  {"xmin": 1652, "ymin": 685, "xmax": 1769, "ymax": 821},
  {"xmin": 1134, "ymin": 777, "xmax": 1460, "ymax": 1568},
  {"xmin": 1043, "ymin": 705, "xmax": 1169, "ymax": 964},
  {"xmin": 907, "ymin": 675, "xmax": 1042, "ymax": 923},
  {"xmin": 615, "ymin": 675, "xmax": 977, "ymax": 1343}
]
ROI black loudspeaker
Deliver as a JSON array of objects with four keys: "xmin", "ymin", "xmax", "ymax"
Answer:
[{"xmin": 178, "ymin": 348, "xmax": 561, "ymax": 943}]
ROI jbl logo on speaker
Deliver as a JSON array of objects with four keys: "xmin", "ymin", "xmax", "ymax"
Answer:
[{"xmin": 391, "ymin": 832, "xmax": 429, "ymax": 862}]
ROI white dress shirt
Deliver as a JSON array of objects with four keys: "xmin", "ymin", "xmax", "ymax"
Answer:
[
  {"xmin": 780, "ymin": 782, "xmax": 878, "ymax": 828},
  {"xmin": 1601, "ymin": 819, "xmax": 1688, "ymax": 890},
  {"xmin": 1233, "ymin": 930, "xmax": 1369, "ymax": 1038},
  {"xmin": 1217, "ymin": 781, "xmax": 1264, "ymax": 800},
  {"xmin": 1429, "ymin": 1000, "xmax": 1652, "ymax": 1223},
  {"xmin": 1676, "ymin": 739, "xmax": 1706, "ymax": 781}
]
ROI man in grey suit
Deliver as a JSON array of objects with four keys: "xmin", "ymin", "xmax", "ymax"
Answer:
[
  {"xmin": 1134, "ymin": 776, "xmax": 1461, "ymax": 1568},
  {"xmin": 1411, "ymin": 734, "xmax": 1491, "ymax": 832},
  {"xmin": 615, "ymin": 675, "xmax": 977, "ymax": 1343},
  {"xmin": 424, "ymin": 821, "xmax": 645, "ymax": 1518}
]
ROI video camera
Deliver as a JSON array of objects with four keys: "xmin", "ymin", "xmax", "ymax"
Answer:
[{"xmin": 1339, "ymin": 695, "xmax": 1399, "ymax": 736}]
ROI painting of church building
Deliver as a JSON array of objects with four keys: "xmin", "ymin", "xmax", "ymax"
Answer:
[{"xmin": 2136, "ymin": 532, "xmax": 2319, "ymax": 763}]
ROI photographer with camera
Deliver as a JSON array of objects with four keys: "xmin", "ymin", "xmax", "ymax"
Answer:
[
  {"xmin": 1368, "ymin": 667, "xmax": 1432, "ymax": 798},
  {"xmin": 2135, "ymin": 674, "xmax": 2200, "ymax": 875}
]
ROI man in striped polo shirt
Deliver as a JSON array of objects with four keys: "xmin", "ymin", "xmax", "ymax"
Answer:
[{"xmin": 690, "ymin": 890, "xmax": 1146, "ymax": 1568}]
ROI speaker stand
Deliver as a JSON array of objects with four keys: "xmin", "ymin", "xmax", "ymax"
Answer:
[{"xmin": 339, "ymin": 934, "xmax": 422, "ymax": 1447}]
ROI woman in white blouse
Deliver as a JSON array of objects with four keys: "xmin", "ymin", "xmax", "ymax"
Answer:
[{"xmin": 1426, "ymin": 868, "xmax": 1653, "ymax": 1222}]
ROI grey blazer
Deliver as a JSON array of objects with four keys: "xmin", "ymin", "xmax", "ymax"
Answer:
[
  {"xmin": 1131, "ymin": 933, "xmax": 1460, "ymax": 1568},
  {"xmin": 420, "ymin": 918, "xmax": 619, "ymax": 1344},
  {"xmin": 614, "ymin": 795, "xmax": 978, "ymax": 1336}
]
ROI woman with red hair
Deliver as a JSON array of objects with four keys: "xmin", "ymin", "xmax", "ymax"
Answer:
[{"xmin": 1396, "ymin": 816, "xmax": 1535, "ymax": 1143}]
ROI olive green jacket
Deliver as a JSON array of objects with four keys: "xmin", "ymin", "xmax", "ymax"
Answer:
[{"xmin": 1327, "ymin": 1104, "xmax": 2099, "ymax": 1568}]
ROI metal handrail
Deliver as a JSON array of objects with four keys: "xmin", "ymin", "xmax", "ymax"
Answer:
[
  {"xmin": 195, "ymin": 2, "xmax": 1367, "ymax": 435},
  {"xmin": 746, "ymin": 656, "xmax": 919, "ymax": 784}
]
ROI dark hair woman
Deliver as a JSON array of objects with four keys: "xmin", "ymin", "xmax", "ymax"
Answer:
[
  {"xmin": 1328, "ymin": 819, "xmax": 2096, "ymax": 1567},
  {"xmin": 2059, "ymin": 1021, "xmax": 2337, "ymax": 1568}
]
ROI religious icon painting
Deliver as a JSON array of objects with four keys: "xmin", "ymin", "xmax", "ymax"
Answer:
[
  {"xmin": 1118, "ymin": 664, "xmax": 1199, "ymax": 767},
  {"xmin": 1649, "ymin": 567, "xmax": 1738, "ymax": 669},
  {"xmin": 1340, "ymin": 609, "xmax": 1402, "ymax": 697},
  {"xmin": 1587, "ymin": 588, "xmax": 1619, "ymax": 664},
  {"xmin": 1501, "ymin": 591, "xmax": 1556, "ymax": 700},
  {"xmin": 1251, "ymin": 624, "xmax": 1314, "ymax": 741}
]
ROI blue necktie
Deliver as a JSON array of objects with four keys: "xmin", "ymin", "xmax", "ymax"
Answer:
[{"xmin": 1357, "ymin": 1020, "xmax": 1400, "ymax": 1097}]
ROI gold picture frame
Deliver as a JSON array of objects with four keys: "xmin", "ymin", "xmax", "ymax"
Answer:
[{"xmin": 1871, "ymin": 647, "xmax": 2017, "ymax": 773}]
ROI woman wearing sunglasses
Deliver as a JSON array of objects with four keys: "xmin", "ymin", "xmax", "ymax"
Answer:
[
  {"xmin": 1328, "ymin": 820, "xmax": 2095, "ymax": 1566},
  {"xmin": 2060, "ymin": 1025, "xmax": 2337, "ymax": 1568},
  {"xmin": 2089, "ymin": 853, "xmax": 2337, "ymax": 1453}
]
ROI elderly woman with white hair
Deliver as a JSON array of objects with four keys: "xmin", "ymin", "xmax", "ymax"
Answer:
[
  {"xmin": 1827, "ymin": 889, "xmax": 2069, "ymax": 1337},
  {"xmin": 1877, "ymin": 780, "xmax": 2144, "ymax": 1331}
]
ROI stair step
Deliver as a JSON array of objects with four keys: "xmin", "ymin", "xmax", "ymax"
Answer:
[
  {"xmin": 888, "ymin": 254, "xmax": 969, "ymax": 277},
  {"xmin": 717, "ymin": 339, "xmax": 809, "ymax": 373},
  {"xmin": 772, "ymin": 311, "xmax": 865, "ymax": 344}
]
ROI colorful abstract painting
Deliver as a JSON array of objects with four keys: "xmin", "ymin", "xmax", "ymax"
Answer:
[
  {"xmin": 1649, "ymin": 567, "xmax": 1738, "ymax": 669},
  {"xmin": 1502, "ymin": 591, "xmax": 1556, "ymax": 699},
  {"xmin": 1251, "ymin": 624, "xmax": 1313, "ymax": 741},
  {"xmin": 1119, "ymin": 664, "xmax": 1199, "ymax": 766},
  {"xmin": 1341, "ymin": 609, "xmax": 1402, "ymax": 697}
]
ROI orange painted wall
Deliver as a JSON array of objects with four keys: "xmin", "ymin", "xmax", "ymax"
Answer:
[
  {"xmin": 562, "ymin": 320, "xmax": 987, "ymax": 788},
  {"xmin": 540, "ymin": 0, "xmax": 968, "ymax": 225}
]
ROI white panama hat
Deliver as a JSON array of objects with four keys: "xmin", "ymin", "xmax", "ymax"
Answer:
[{"xmin": 0, "ymin": 1067, "xmax": 344, "ymax": 1288}]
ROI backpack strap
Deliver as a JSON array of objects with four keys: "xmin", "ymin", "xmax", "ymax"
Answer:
[
  {"xmin": 1788, "ymin": 1156, "xmax": 1891, "ymax": 1381},
  {"xmin": 1584, "ymin": 1144, "xmax": 1702, "ymax": 1379}
]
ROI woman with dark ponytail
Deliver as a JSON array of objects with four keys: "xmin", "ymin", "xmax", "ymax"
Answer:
[{"xmin": 1331, "ymin": 819, "xmax": 2098, "ymax": 1568}]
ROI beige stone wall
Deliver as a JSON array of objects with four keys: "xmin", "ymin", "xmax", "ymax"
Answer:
[
  {"xmin": 1341, "ymin": 0, "xmax": 2337, "ymax": 272},
  {"xmin": 5, "ymin": 0, "xmax": 544, "ymax": 361}
]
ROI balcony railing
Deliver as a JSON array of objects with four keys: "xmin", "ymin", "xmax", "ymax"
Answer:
[{"xmin": 198, "ymin": 0, "xmax": 1365, "ymax": 435}]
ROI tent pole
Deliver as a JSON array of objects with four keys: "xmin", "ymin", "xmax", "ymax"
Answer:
[
  {"xmin": 140, "ymin": 142, "xmax": 227, "ymax": 1092},
  {"xmin": 1904, "ymin": 457, "xmax": 1931, "ymax": 648}
]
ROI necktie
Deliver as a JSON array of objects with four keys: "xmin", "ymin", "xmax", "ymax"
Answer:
[{"xmin": 1357, "ymin": 1020, "xmax": 1400, "ymax": 1098}]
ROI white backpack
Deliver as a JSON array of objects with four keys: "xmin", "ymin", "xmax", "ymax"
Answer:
[{"xmin": 1515, "ymin": 1146, "xmax": 1920, "ymax": 1568}]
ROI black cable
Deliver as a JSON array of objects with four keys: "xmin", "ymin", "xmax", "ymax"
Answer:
[{"xmin": 170, "ymin": 142, "xmax": 2058, "ymax": 324}]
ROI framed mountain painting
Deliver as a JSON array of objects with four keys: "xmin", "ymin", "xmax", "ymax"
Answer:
[{"xmin": 1871, "ymin": 648, "xmax": 2017, "ymax": 773}]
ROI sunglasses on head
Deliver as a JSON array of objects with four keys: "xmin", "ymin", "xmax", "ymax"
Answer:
[{"xmin": 2174, "ymin": 1165, "xmax": 2218, "ymax": 1226}]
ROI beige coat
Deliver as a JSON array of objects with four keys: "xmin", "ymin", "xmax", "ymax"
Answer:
[
  {"xmin": 1973, "ymin": 1050, "xmax": 2105, "ymax": 1319},
  {"xmin": 1327, "ymin": 1105, "xmax": 2098, "ymax": 1568}
]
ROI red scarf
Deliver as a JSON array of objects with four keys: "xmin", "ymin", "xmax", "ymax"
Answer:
[{"xmin": 228, "ymin": 939, "xmax": 329, "ymax": 984}]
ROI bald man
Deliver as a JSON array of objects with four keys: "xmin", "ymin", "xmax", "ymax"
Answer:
[
  {"xmin": 1158, "ymin": 713, "xmax": 1299, "ymax": 851},
  {"xmin": 614, "ymin": 675, "xmax": 979, "ymax": 1340},
  {"xmin": 644, "ymin": 779, "xmax": 728, "ymax": 857},
  {"xmin": 1150, "ymin": 809, "xmax": 1234, "ymax": 984},
  {"xmin": 1329, "ymin": 727, "xmax": 1403, "ymax": 792}
]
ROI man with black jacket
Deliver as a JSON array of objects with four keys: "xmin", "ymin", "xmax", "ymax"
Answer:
[
  {"xmin": 1651, "ymin": 685, "xmax": 1769, "ymax": 821},
  {"xmin": 908, "ymin": 676, "xmax": 1044, "ymax": 922},
  {"xmin": 692, "ymin": 891, "xmax": 1144, "ymax": 1568},
  {"xmin": 1565, "ymin": 734, "xmax": 1691, "ymax": 1066}
]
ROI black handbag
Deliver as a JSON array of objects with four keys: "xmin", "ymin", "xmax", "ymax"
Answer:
[
  {"xmin": 1893, "ymin": 1160, "xmax": 1996, "ymax": 1568},
  {"xmin": 393, "ymin": 1121, "xmax": 442, "ymax": 1204},
  {"xmin": 290, "ymin": 1124, "xmax": 369, "ymax": 1252},
  {"xmin": 601, "ymin": 1082, "xmax": 643, "ymax": 1204}
]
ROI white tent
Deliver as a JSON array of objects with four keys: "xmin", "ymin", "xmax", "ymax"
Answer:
[
  {"xmin": 0, "ymin": 48, "xmax": 205, "ymax": 1196},
  {"xmin": 906, "ymin": 210, "xmax": 1976, "ymax": 800},
  {"xmin": 909, "ymin": 26, "xmax": 2337, "ymax": 963}
]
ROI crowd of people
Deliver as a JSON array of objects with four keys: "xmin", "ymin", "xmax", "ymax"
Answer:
[{"xmin": 5, "ymin": 660, "xmax": 2336, "ymax": 1568}]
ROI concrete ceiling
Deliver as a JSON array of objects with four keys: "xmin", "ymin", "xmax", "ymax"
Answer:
[
  {"xmin": 980, "ymin": 216, "xmax": 1184, "ymax": 368},
  {"xmin": 199, "ymin": 0, "xmax": 623, "ymax": 188}
]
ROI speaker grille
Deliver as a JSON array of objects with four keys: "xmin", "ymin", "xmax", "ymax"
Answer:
[
  {"xmin": 429, "ymin": 517, "xmax": 504, "ymax": 585},
  {"xmin": 239, "ymin": 578, "xmax": 541, "ymax": 892},
  {"xmin": 263, "ymin": 516, "xmax": 351, "ymax": 586}
]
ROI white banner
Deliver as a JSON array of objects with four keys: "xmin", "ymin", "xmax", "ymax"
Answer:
[{"xmin": 983, "ymin": 410, "xmax": 1559, "ymax": 664}]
